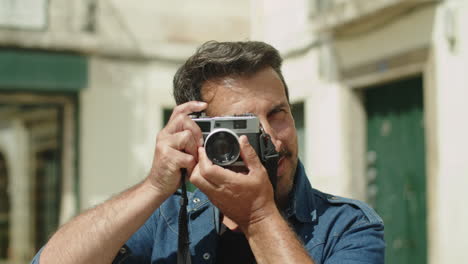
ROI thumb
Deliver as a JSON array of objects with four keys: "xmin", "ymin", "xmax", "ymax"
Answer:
[{"xmin": 239, "ymin": 135, "xmax": 262, "ymax": 171}]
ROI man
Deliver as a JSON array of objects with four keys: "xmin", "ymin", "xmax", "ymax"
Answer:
[{"xmin": 32, "ymin": 41, "xmax": 384, "ymax": 263}]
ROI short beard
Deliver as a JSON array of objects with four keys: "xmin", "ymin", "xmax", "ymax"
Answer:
[
  {"xmin": 275, "ymin": 151, "xmax": 298, "ymax": 212},
  {"xmin": 278, "ymin": 147, "xmax": 293, "ymax": 160}
]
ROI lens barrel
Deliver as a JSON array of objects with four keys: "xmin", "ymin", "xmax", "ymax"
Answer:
[{"xmin": 204, "ymin": 129, "xmax": 240, "ymax": 166}]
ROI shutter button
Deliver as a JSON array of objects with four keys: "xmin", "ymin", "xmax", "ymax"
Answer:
[{"xmin": 203, "ymin": 252, "xmax": 211, "ymax": 260}]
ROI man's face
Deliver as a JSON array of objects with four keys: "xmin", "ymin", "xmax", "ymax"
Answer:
[{"xmin": 201, "ymin": 67, "xmax": 299, "ymax": 208}]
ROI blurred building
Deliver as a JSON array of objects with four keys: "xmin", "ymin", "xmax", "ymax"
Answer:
[{"xmin": 0, "ymin": 0, "xmax": 467, "ymax": 263}]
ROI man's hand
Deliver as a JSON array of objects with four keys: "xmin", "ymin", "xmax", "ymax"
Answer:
[
  {"xmin": 191, "ymin": 135, "xmax": 314, "ymax": 263},
  {"xmin": 190, "ymin": 135, "xmax": 277, "ymax": 229},
  {"xmin": 37, "ymin": 101, "xmax": 207, "ymax": 264},
  {"xmin": 146, "ymin": 101, "xmax": 207, "ymax": 197}
]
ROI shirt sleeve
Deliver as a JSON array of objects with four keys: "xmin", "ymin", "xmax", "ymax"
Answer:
[
  {"xmin": 30, "ymin": 247, "xmax": 44, "ymax": 264},
  {"xmin": 112, "ymin": 210, "xmax": 159, "ymax": 264},
  {"xmin": 325, "ymin": 216, "xmax": 385, "ymax": 264}
]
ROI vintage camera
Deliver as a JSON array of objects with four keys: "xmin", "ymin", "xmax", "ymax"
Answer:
[
  {"xmin": 192, "ymin": 112, "xmax": 279, "ymax": 189},
  {"xmin": 192, "ymin": 113, "xmax": 278, "ymax": 167},
  {"xmin": 191, "ymin": 113, "xmax": 262, "ymax": 166}
]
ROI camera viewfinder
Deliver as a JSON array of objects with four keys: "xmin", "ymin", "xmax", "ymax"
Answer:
[{"xmin": 234, "ymin": 120, "xmax": 247, "ymax": 129}]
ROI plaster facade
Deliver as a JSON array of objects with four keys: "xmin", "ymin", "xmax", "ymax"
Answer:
[{"xmin": 1, "ymin": 0, "xmax": 467, "ymax": 263}]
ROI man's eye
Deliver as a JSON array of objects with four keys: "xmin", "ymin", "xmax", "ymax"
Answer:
[{"xmin": 269, "ymin": 108, "xmax": 287, "ymax": 117}]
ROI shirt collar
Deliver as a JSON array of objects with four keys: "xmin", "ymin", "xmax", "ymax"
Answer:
[{"xmin": 284, "ymin": 160, "xmax": 317, "ymax": 223}]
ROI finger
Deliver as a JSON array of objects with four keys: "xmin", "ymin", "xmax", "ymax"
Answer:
[
  {"xmin": 166, "ymin": 130, "xmax": 198, "ymax": 160},
  {"xmin": 198, "ymin": 147, "xmax": 238, "ymax": 186},
  {"xmin": 165, "ymin": 114, "xmax": 204, "ymax": 147},
  {"xmin": 238, "ymin": 135, "xmax": 262, "ymax": 171},
  {"xmin": 165, "ymin": 147, "xmax": 196, "ymax": 173},
  {"xmin": 169, "ymin": 101, "xmax": 207, "ymax": 121},
  {"xmin": 189, "ymin": 163, "xmax": 219, "ymax": 192}
]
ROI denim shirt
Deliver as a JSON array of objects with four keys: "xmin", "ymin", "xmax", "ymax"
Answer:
[{"xmin": 31, "ymin": 161, "xmax": 385, "ymax": 264}]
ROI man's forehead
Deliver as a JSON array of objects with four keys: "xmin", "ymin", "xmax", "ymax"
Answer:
[
  {"xmin": 201, "ymin": 77, "xmax": 246, "ymax": 100},
  {"xmin": 204, "ymin": 94, "xmax": 286, "ymax": 117},
  {"xmin": 199, "ymin": 67, "xmax": 287, "ymax": 116}
]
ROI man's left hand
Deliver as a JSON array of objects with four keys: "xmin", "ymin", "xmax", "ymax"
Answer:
[{"xmin": 190, "ymin": 135, "xmax": 277, "ymax": 230}]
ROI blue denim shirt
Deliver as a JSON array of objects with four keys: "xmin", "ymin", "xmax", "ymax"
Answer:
[{"xmin": 32, "ymin": 161, "xmax": 385, "ymax": 264}]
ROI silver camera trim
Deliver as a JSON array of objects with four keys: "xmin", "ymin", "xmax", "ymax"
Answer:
[
  {"xmin": 192, "ymin": 114, "xmax": 260, "ymax": 134},
  {"xmin": 192, "ymin": 113, "xmax": 262, "ymax": 167}
]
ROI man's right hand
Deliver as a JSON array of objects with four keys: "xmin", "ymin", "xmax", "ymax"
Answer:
[
  {"xmin": 146, "ymin": 101, "xmax": 207, "ymax": 198},
  {"xmin": 36, "ymin": 101, "xmax": 207, "ymax": 264}
]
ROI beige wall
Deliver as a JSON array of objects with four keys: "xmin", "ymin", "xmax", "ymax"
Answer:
[
  {"xmin": 80, "ymin": 58, "xmax": 176, "ymax": 208},
  {"xmin": 334, "ymin": 5, "xmax": 436, "ymax": 70},
  {"xmin": 250, "ymin": 0, "xmax": 312, "ymax": 52},
  {"xmin": 97, "ymin": 0, "xmax": 250, "ymax": 59},
  {"xmin": 79, "ymin": 0, "xmax": 252, "ymax": 208},
  {"xmin": 254, "ymin": 1, "xmax": 468, "ymax": 262},
  {"xmin": 429, "ymin": 1, "xmax": 468, "ymax": 262},
  {"xmin": 295, "ymin": 1, "xmax": 468, "ymax": 263},
  {"xmin": 0, "ymin": 0, "xmax": 96, "ymax": 51},
  {"xmin": 0, "ymin": 0, "xmax": 250, "ymax": 59},
  {"xmin": 3, "ymin": 0, "xmax": 468, "ymax": 262}
]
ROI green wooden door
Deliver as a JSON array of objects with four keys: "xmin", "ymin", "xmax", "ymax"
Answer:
[{"xmin": 365, "ymin": 76, "xmax": 427, "ymax": 264}]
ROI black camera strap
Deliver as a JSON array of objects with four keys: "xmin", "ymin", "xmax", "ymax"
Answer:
[
  {"xmin": 177, "ymin": 169, "xmax": 191, "ymax": 264},
  {"xmin": 260, "ymin": 133, "xmax": 279, "ymax": 191}
]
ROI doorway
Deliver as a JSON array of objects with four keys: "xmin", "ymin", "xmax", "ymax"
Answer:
[
  {"xmin": 0, "ymin": 94, "xmax": 78, "ymax": 262},
  {"xmin": 365, "ymin": 76, "xmax": 427, "ymax": 264}
]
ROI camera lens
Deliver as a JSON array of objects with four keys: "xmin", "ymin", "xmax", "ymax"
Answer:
[{"xmin": 205, "ymin": 129, "xmax": 240, "ymax": 166}]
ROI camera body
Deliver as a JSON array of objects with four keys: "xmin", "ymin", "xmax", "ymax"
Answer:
[
  {"xmin": 191, "ymin": 112, "xmax": 279, "ymax": 190},
  {"xmin": 192, "ymin": 113, "xmax": 262, "ymax": 167}
]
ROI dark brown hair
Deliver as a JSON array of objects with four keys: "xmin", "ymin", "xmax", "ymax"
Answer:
[{"xmin": 173, "ymin": 40, "xmax": 289, "ymax": 105}]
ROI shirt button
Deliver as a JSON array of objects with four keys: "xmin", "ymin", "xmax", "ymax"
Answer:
[
  {"xmin": 119, "ymin": 247, "xmax": 127, "ymax": 254},
  {"xmin": 203, "ymin": 252, "xmax": 211, "ymax": 260},
  {"xmin": 193, "ymin": 198, "xmax": 201, "ymax": 203}
]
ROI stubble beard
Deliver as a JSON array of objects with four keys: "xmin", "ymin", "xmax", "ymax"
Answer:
[{"xmin": 275, "ymin": 147, "xmax": 298, "ymax": 211}]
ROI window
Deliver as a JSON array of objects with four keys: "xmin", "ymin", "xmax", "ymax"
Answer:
[
  {"xmin": 163, "ymin": 108, "xmax": 173, "ymax": 125},
  {"xmin": 292, "ymin": 102, "xmax": 306, "ymax": 161}
]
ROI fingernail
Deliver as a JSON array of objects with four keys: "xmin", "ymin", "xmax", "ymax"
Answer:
[
  {"xmin": 199, "ymin": 138, "xmax": 204, "ymax": 147},
  {"xmin": 240, "ymin": 135, "xmax": 247, "ymax": 144},
  {"xmin": 198, "ymin": 101, "xmax": 207, "ymax": 106}
]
